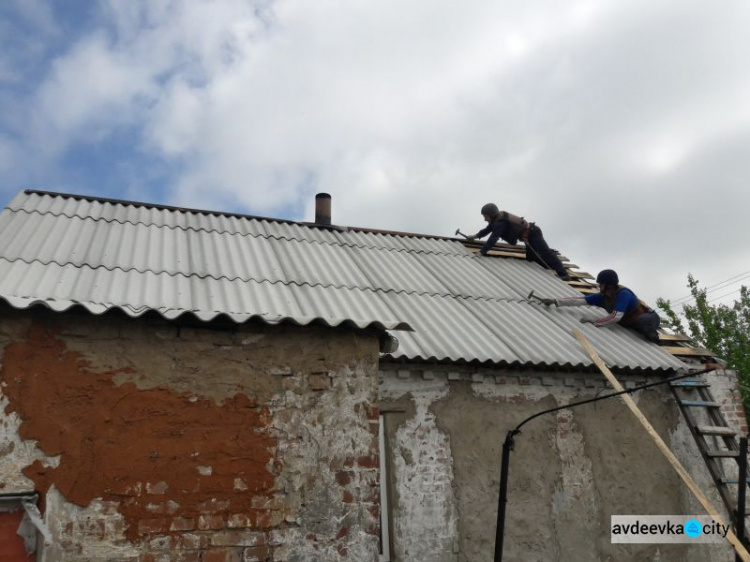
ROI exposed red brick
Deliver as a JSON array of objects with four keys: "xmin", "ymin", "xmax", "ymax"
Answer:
[
  {"xmin": 254, "ymin": 510, "xmax": 283, "ymax": 528},
  {"xmin": 137, "ymin": 518, "xmax": 170, "ymax": 535},
  {"xmin": 197, "ymin": 499, "xmax": 231, "ymax": 513},
  {"xmin": 173, "ymin": 552, "xmax": 202, "ymax": 562},
  {"xmin": 172, "ymin": 533, "xmax": 210, "ymax": 550},
  {"xmin": 170, "ymin": 517, "xmax": 195, "ymax": 531},
  {"xmin": 357, "ymin": 455, "xmax": 378, "ymax": 469},
  {"xmin": 242, "ymin": 545, "xmax": 270, "ymax": 562},
  {"xmin": 0, "ymin": 320, "xmax": 279, "ymax": 542},
  {"xmin": 309, "ymin": 374, "xmax": 331, "ymax": 391},
  {"xmin": 210, "ymin": 529, "xmax": 266, "ymax": 547},
  {"xmin": 227, "ymin": 514, "xmax": 253, "ymax": 529},
  {"xmin": 367, "ymin": 504, "xmax": 380, "ymax": 520},
  {"xmin": 335, "ymin": 471, "xmax": 352, "ymax": 486},
  {"xmin": 198, "ymin": 515, "xmax": 225, "ymax": 531},
  {"xmin": 203, "ymin": 548, "xmax": 242, "ymax": 562},
  {"xmin": 335, "ymin": 526, "xmax": 349, "ymax": 540}
]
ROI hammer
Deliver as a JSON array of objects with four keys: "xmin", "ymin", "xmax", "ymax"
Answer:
[
  {"xmin": 455, "ymin": 228, "xmax": 470, "ymax": 239},
  {"xmin": 527, "ymin": 290, "xmax": 545, "ymax": 304}
]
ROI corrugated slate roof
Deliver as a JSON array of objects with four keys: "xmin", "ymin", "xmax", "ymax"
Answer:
[{"xmin": 0, "ymin": 190, "xmax": 685, "ymax": 373}]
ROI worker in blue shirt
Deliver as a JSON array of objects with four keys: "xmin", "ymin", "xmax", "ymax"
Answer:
[
  {"xmin": 542, "ymin": 269, "xmax": 661, "ymax": 343},
  {"xmin": 466, "ymin": 203, "xmax": 570, "ymax": 280}
]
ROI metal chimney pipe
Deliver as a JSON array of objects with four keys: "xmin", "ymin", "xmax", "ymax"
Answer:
[{"xmin": 315, "ymin": 193, "xmax": 331, "ymax": 225}]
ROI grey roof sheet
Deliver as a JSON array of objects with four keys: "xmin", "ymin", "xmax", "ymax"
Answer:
[{"xmin": 0, "ymin": 190, "xmax": 685, "ymax": 372}]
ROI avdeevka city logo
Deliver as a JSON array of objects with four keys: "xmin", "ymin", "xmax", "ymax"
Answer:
[
  {"xmin": 684, "ymin": 519, "xmax": 702, "ymax": 538},
  {"xmin": 611, "ymin": 515, "xmax": 728, "ymax": 543}
]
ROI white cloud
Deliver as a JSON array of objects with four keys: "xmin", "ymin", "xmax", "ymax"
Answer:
[{"xmin": 2, "ymin": 0, "xmax": 750, "ymax": 308}]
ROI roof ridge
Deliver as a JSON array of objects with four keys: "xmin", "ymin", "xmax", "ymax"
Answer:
[
  {"xmin": 20, "ymin": 189, "xmax": 479, "ymax": 247},
  {"xmin": 22, "ymin": 189, "xmax": 304, "ymax": 226},
  {"xmin": 3, "ymin": 206, "xmax": 471, "ymax": 258}
]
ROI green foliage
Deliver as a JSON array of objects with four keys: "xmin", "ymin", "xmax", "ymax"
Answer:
[{"xmin": 657, "ymin": 275, "xmax": 750, "ymax": 410}]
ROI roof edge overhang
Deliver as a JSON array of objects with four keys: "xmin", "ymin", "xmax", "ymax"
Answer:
[
  {"xmin": 0, "ymin": 296, "xmax": 413, "ymax": 333},
  {"xmin": 378, "ymin": 356, "xmax": 683, "ymax": 378}
]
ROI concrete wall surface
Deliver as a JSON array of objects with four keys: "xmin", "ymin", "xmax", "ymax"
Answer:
[
  {"xmin": 380, "ymin": 365, "xmax": 743, "ymax": 562},
  {"xmin": 0, "ymin": 307, "xmax": 382, "ymax": 562}
]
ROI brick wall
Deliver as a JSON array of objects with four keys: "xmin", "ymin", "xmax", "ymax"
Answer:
[
  {"xmin": 707, "ymin": 368, "xmax": 749, "ymax": 435},
  {"xmin": 0, "ymin": 308, "xmax": 381, "ymax": 561}
]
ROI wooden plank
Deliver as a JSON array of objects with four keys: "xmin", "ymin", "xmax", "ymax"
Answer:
[
  {"xmin": 698, "ymin": 426, "xmax": 737, "ymax": 436},
  {"xmin": 572, "ymin": 329, "xmax": 750, "ymax": 562},
  {"xmin": 662, "ymin": 346, "xmax": 714, "ymax": 357},
  {"xmin": 671, "ymin": 381, "xmax": 710, "ymax": 388},
  {"xmin": 705, "ymin": 449, "xmax": 740, "ymax": 458},
  {"xmin": 658, "ymin": 333, "xmax": 692, "ymax": 342},
  {"xmin": 721, "ymin": 478, "xmax": 750, "ymax": 485},
  {"xmin": 485, "ymin": 250, "xmax": 525, "ymax": 259},
  {"xmin": 680, "ymin": 400, "xmax": 720, "ymax": 407}
]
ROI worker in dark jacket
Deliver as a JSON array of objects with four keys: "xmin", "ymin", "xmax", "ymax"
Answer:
[
  {"xmin": 542, "ymin": 269, "xmax": 661, "ymax": 343},
  {"xmin": 467, "ymin": 203, "xmax": 570, "ymax": 280}
]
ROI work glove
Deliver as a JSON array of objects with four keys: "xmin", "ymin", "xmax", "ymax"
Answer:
[
  {"xmin": 540, "ymin": 298, "xmax": 557, "ymax": 307},
  {"xmin": 466, "ymin": 234, "xmax": 477, "ymax": 242},
  {"xmin": 579, "ymin": 317, "xmax": 595, "ymax": 324}
]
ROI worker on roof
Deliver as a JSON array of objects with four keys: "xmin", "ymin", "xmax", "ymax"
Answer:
[
  {"xmin": 542, "ymin": 269, "xmax": 661, "ymax": 343},
  {"xmin": 466, "ymin": 203, "xmax": 570, "ymax": 281}
]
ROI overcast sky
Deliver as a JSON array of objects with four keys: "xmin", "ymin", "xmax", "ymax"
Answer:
[{"xmin": 1, "ymin": 0, "xmax": 748, "ymax": 311}]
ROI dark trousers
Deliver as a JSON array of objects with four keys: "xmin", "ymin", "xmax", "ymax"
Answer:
[
  {"xmin": 524, "ymin": 226, "xmax": 569, "ymax": 279},
  {"xmin": 630, "ymin": 311, "xmax": 661, "ymax": 342}
]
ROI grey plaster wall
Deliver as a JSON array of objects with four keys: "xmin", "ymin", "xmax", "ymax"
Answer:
[{"xmin": 380, "ymin": 366, "xmax": 736, "ymax": 562}]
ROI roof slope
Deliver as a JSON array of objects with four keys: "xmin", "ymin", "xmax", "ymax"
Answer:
[{"xmin": 0, "ymin": 190, "xmax": 684, "ymax": 373}]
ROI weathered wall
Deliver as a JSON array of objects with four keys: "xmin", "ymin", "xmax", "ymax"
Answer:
[
  {"xmin": 0, "ymin": 307, "xmax": 381, "ymax": 561},
  {"xmin": 380, "ymin": 365, "xmax": 738, "ymax": 562}
]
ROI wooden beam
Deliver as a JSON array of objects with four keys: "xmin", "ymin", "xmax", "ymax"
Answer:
[
  {"xmin": 485, "ymin": 250, "xmax": 525, "ymax": 259},
  {"xmin": 661, "ymin": 346, "xmax": 715, "ymax": 357},
  {"xmin": 657, "ymin": 333, "xmax": 692, "ymax": 342},
  {"xmin": 572, "ymin": 329, "xmax": 750, "ymax": 562}
]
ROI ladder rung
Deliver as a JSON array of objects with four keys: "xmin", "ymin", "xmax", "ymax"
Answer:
[
  {"xmin": 705, "ymin": 449, "xmax": 740, "ymax": 458},
  {"xmin": 720, "ymin": 478, "xmax": 750, "ymax": 484},
  {"xmin": 697, "ymin": 426, "xmax": 737, "ymax": 436},
  {"xmin": 680, "ymin": 400, "xmax": 720, "ymax": 407},
  {"xmin": 671, "ymin": 380, "xmax": 710, "ymax": 388}
]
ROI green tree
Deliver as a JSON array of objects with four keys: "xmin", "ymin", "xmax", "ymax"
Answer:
[{"xmin": 657, "ymin": 275, "xmax": 750, "ymax": 410}]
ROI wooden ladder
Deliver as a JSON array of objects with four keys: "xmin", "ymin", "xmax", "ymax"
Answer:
[{"xmin": 671, "ymin": 376, "xmax": 749, "ymax": 544}]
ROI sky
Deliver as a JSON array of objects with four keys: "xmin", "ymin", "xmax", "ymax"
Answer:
[{"xmin": 1, "ymin": 0, "xmax": 749, "ymax": 312}]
